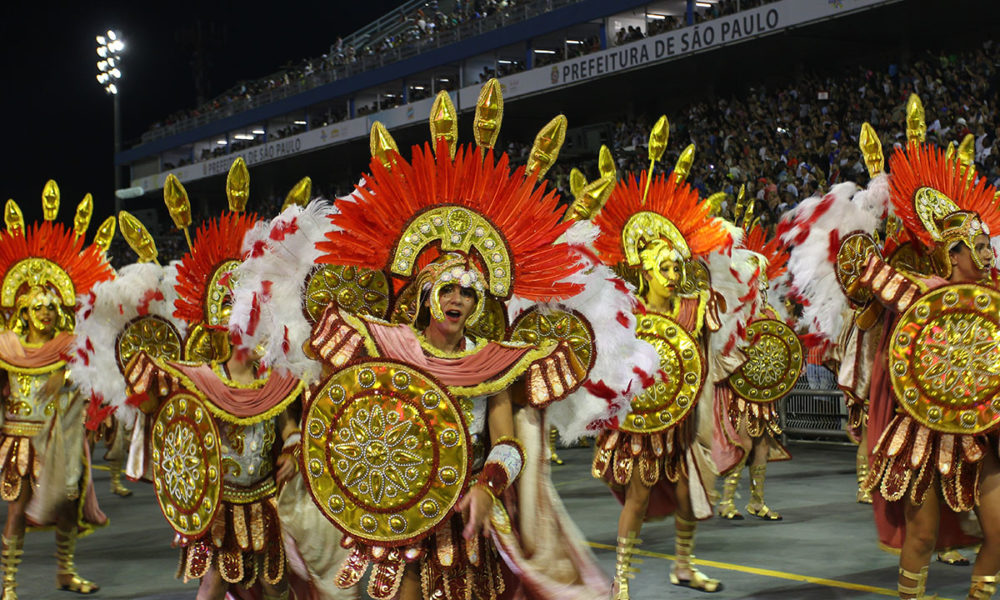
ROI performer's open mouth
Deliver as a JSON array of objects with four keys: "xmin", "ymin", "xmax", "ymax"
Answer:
[{"xmin": 445, "ymin": 309, "xmax": 462, "ymax": 320}]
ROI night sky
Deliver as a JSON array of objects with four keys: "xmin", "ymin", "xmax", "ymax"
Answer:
[{"xmin": 2, "ymin": 1, "xmax": 398, "ymax": 223}]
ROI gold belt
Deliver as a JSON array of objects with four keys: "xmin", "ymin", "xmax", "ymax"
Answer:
[
  {"xmin": 221, "ymin": 478, "xmax": 277, "ymax": 504},
  {"xmin": 2, "ymin": 421, "xmax": 44, "ymax": 437}
]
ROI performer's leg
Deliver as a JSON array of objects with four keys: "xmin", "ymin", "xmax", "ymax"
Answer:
[
  {"xmin": 671, "ymin": 475, "xmax": 721, "ymax": 592},
  {"xmin": 857, "ymin": 435, "xmax": 873, "ymax": 504},
  {"xmin": 970, "ymin": 450, "xmax": 1000, "ymax": 599},
  {"xmin": 611, "ymin": 473, "xmax": 649, "ymax": 599},
  {"xmin": 54, "ymin": 499, "xmax": 98, "ymax": 594},
  {"xmin": 745, "ymin": 438, "xmax": 781, "ymax": 521},
  {"xmin": 898, "ymin": 490, "xmax": 940, "ymax": 599},
  {"xmin": 2, "ymin": 483, "xmax": 29, "ymax": 600},
  {"xmin": 195, "ymin": 567, "xmax": 228, "ymax": 600},
  {"xmin": 716, "ymin": 461, "xmax": 744, "ymax": 520},
  {"xmin": 548, "ymin": 427, "xmax": 564, "ymax": 466},
  {"xmin": 108, "ymin": 457, "xmax": 131, "ymax": 497},
  {"xmin": 260, "ymin": 577, "xmax": 290, "ymax": 600}
]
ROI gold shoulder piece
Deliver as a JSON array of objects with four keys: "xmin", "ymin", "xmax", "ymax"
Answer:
[
  {"xmin": 226, "ymin": 158, "xmax": 250, "ymax": 212},
  {"xmin": 282, "ymin": 177, "xmax": 312, "ymax": 211},
  {"xmin": 859, "ymin": 122, "xmax": 883, "ymax": 177},
  {"xmin": 526, "ymin": 115, "xmax": 567, "ymax": 179},
  {"xmin": 648, "ymin": 116, "xmax": 669, "ymax": 164},
  {"xmin": 673, "ymin": 144, "xmax": 695, "ymax": 184},
  {"xmin": 119, "ymin": 211, "xmax": 159, "ymax": 264},
  {"xmin": 474, "ymin": 79, "xmax": 503, "ymax": 151},
  {"xmin": 74, "ymin": 194, "xmax": 94, "ymax": 238},
  {"xmin": 906, "ymin": 94, "xmax": 926, "ymax": 144},
  {"xmin": 370, "ymin": 121, "xmax": 400, "ymax": 171},
  {"xmin": 93, "ymin": 216, "xmax": 116, "ymax": 252},
  {"xmin": 4, "ymin": 200, "xmax": 24, "ymax": 235},
  {"xmin": 598, "ymin": 145, "xmax": 616, "ymax": 180},
  {"xmin": 430, "ymin": 91, "xmax": 458, "ymax": 160},
  {"xmin": 41, "ymin": 180, "xmax": 59, "ymax": 221}
]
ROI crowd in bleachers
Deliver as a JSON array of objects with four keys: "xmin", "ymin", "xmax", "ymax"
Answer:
[{"xmin": 145, "ymin": 0, "xmax": 784, "ymax": 141}]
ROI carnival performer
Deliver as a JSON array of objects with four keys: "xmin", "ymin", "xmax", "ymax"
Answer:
[
  {"xmin": 295, "ymin": 83, "xmax": 621, "ymax": 600},
  {"xmin": 590, "ymin": 117, "xmax": 736, "ymax": 596},
  {"xmin": 0, "ymin": 182, "xmax": 116, "ymax": 598},
  {"xmin": 713, "ymin": 211, "xmax": 798, "ymax": 522},
  {"xmin": 817, "ymin": 95, "xmax": 1000, "ymax": 599},
  {"xmin": 101, "ymin": 162, "xmax": 318, "ymax": 600}
]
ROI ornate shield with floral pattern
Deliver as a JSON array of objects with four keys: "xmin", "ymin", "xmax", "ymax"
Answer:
[
  {"xmin": 115, "ymin": 315, "xmax": 183, "ymax": 373},
  {"xmin": 509, "ymin": 307, "xmax": 595, "ymax": 377},
  {"xmin": 836, "ymin": 232, "xmax": 878, "ymax": 305},
  {"xmin": 729, "ymin": 318, "xmax": 803, "ymax": 403},
  {"xmin": 151, "ymin": 392, "xmax": 222, "ymax": 537},
  {"xmin": 302, "ymin": 360, "xmax": 470, "ymax": 546},
  {"xmin": 890, "ymin": 284, "xmax": 1000, "ymax": 434},
  {"xmin": 620, "ymin": 313, "xmax": 704, "ymax": 433}
]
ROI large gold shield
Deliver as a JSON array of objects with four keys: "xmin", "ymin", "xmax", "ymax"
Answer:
[
  {"xmin": 302, "ymin": 360, "xmax": 470, "ymax": 547},
  {"xmin": 620, "ymin": 313, "xmax": 704, "ymax": 433},
  {"xmin": 115, "ymin": 315, "xmax": 183, "ymax": 373},
  {"xmin": 729, "ymin": 318, "xmax": 803, "ymax": 403},
  {"xmin": 890, "ymin": 284, "xmax": 1000, "ymax": 434},
  {"xmin": 151, "ymin": 392, "xmax": 222, "ymax": 537}
]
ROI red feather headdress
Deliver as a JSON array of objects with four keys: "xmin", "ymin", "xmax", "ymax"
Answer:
[
  {"xmin": 316, "ymin": 140, "xmax": 583, "ymax": 302},
  {"xmin": 889, "ymin": 144, "xmax": 1000, "ymax": 249},
  {"xmin": 0, "ymin": 220, "xmax": 113, "ymax": 308},
  {"xmin": 593, "ymin": 172, "xmax": 731, "ymax": 267},
  {"xmin": 174, "ymin": 211, "xmax": 258, "ymax": 327}
]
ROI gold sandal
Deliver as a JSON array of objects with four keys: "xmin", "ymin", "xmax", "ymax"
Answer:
[
  {"xmin": 672, "ymin": 517, "xmax": 723, "ymax": 593},
  {"xmin": 56, "ymin": 529, "xmax": 99, "ymax": 595}
]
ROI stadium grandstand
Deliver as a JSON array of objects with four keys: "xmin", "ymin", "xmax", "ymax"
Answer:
[{"xmin": 114, "ymin": 0, "xmax": 1000, "ymax": 266}]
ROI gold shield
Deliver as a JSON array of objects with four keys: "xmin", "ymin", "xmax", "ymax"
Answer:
[
  {"xmin": 890, "ymin": 284, "xmax": 1000, "ymax": 434},
  {"xmin": 151, "ymin": 392, "xmax": 223, "ymax": 537},
  {"xmin": 620, "ymin": 313, "xmax": 704, "ymax": 433},
  {"xmin": 304, "ymin": 265, "xmax": 390, "ymax": 323},
  {"xmin": 836, "ymin": 232, "xmax": 878, "ymax": 304},
  {"xmin": 730, "ymin": 318, "xmax": 803, "ymax": 403},
  {"xmin": 302, "ymin": 360, "xmax": 470, "ymax": 546},
  {"xmin": 509, "ymin": 307, "xmax": 595, "ymax": 377},
  {"xmin": 115, "ymin": 315, "xmax": 183, "ymax": 373}
]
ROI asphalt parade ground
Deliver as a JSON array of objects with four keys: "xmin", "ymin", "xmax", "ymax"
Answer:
[{"xmin": 3, "ymin": 441, "xmax": 978, "ymax": 599}]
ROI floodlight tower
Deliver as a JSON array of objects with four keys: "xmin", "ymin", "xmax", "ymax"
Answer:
[{"xmin": 96, "ymin": 30, "xmax": 125, "ymax": 210}]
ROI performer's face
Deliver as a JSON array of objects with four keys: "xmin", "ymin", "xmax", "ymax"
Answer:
[
  {"xmin": 426, "ymin": 283, "xmax": 476, "ymax": 336},
  {"xmin": 950, "ymin": 234, "xmax": 992, "ymax": 281},
  {"xmin": 647, "ymin": 258, "xmax": 682, "ymax": 300},
  {"xmin": 28, "ymin": 298, "xmax": 57, "ymax": 336}
]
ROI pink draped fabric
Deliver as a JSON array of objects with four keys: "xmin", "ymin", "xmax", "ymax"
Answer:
[
  {"xmin": 167, "ymin": 363, "xmax": 299, "ymax": 418},
  {"xmin": 711, "ymin": 384, "xmax": 746, "ymax": 474},
  {"xmin": 0, "ymin": 331, "xmax": 74, "ymax": 368},
  {"xmin": 367, "ymin": 321, "xmax": 532, "ymax": 386}
]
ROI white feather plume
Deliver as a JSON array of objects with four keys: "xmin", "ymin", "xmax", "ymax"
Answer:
[
  {"xmin": 704, "ymin": 248, "xmax": 760, "ymax": 357},
  {"xmin": 230, "ymin": 199, "xmax": 336, "ymax": 384},
  {"xmin": 71, "ymin": 262, "xmax": 184, "ymax": 423}
]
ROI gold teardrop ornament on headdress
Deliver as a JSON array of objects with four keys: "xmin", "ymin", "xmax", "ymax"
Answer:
[
  {"xmin": 4, "ymin": 200, "xmax": 24, "ymax": 235},
  {"xmin": 673, "ymin": 144, "xmax": 695, "ymax": 185},
  {"xmin": 74, "ymin": 194, "xmax": 93, "ymax": 238},
  {"xmin": 370, "ymin": 121, "xmax": 400, "ymax": 171},
  {"xmin": 859, "ymin": 122, "xmax": 884, "ymax": 178},
  {"xmin": 119, "ymin": 211, "xmax": 159, "ymax": 264},
  {"xmin": 569, "ymin": 168, "xmax": 586, "ymax": 198},
  {"xmin": 957, "ymin": 133, "xmax": 976, "ymax": 181},
  {"xmin": 282, "ymin": 177, "xmax": 312, "ymax": 211},
  {"xmin": 906, "ymin": 94, "xmax": 926, "ymax": 144},
  {"xmin": 41, "ymin": 180, "xmax": 60, "ymax": 221},
  {"xmin": 733, "ymin": 184, "xmax": 748, "ymax": 223},
  {"xmin": 642, "ymin": 116, "xmax": 669, "ymax": 204},
  {"xmin": 164, "ymin": 173, "xmax": 194, "ymax": 250},
  {"xmin": 705, "ymin": 192, "xmax": 727, "ymax": 217},
  {"xmin": 226, "ymin": 157, "xmax": 250, "ymax": 213},
  {"xmin": 526, "ymin": 115, "xmax": 567, "ymax": 179},
  {"xmin": 598, "ymin": 144, "xmax": 616, "ymax": 181},
  {"xmin": 93, "ymin": 216, "xmax": 116, "ymax": 252},
  {"xmin": 430, "ymin": 91, "xmax": 458, "ymax": 160},
  {"xmin": 474, "ymin": 78, "xmax": 503, "ymax": 151},
  {"xmin": 569, "ymin": 176, "xmax": 616, "ymax": 222}
]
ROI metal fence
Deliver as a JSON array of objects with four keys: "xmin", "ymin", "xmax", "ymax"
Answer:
[{"xmin": 778, "ymin": 377, "xmax": 849, "ymax": 442}]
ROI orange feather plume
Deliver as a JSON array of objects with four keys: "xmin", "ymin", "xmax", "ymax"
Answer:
[
  {"xmin": 0, "ymin": 221, "xmax": 113, "ymax": 302},
  {"xmin": 889, "ymin": 144, "xmax": 1000, "ymax": 248},
  {"xmin": 317, "ymin": 140, "xmax": 583, "ymax": 301},
  {"xmin": 174, "ymin": 212, "xmax": 258, "ymax": 324},
  {"xmin": 593, "ymin": 172, "xmax": 731, "ymax": 266},
  {"xmin": 743, "ymin": 223, "xmax": 788, "ymax": 281}
]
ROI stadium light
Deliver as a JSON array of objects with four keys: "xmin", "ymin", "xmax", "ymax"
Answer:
[
  {"xmin": 534, "ymin": 49, "xmax": 556, "ymax": 54},
  {"xmin": 96, "ymin": 29, "xmax": 125, "ymax": 211},
  {"xmin": 647, "ymin": 13, "xmax": 667, "ymax": 19}
]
